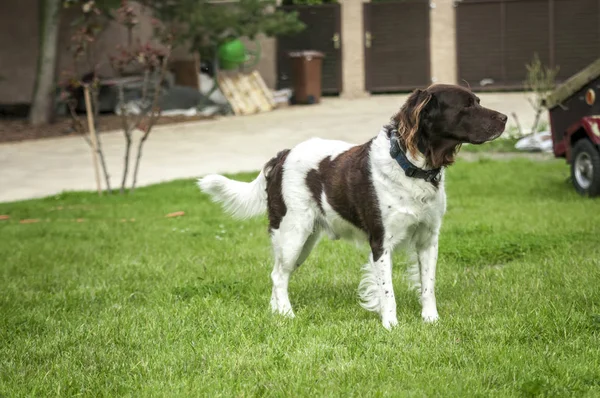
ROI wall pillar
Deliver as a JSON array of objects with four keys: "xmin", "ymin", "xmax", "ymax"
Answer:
[
  {"xmin": 340, "ymin": 0, "xmax": 369, "ymax": 98},
  {"xmin": 430, "ymin": 0, "xmax": 457, "ymax": 85}
]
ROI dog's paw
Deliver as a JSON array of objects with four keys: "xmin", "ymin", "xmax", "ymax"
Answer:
[
  {"xmin": 421, "ymin": 310, "xmax": 439, "ymax": 323},
  {"xmin": 382, "ymin": 317, "xmax": 398, "ymax": 330},
  {"xmin": 272, "ymin": 306, "xmax": 295, "ymax": 318},
  {"xmin": 270, "ymin": 295, "xmax": 295, "ymax": 318}
]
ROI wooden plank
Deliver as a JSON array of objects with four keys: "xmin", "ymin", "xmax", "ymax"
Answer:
[
  {"xmin": 545, "ymin": 58, "xmax": 600, "ymax": 109},
  {"xmin": 235, "ymin": 74, "xmax": 257, "ymax": 114},
  {"xmin": 250, "ymin": 70, "xmax": 276, "ymax": 109},
  {"xmin": 219, "ymin": 74, "xmax": 245, "ymax": 115},
  {"xmin": 242, "ymin": 74, "xmax": 271, "ymax": 112},
  {"xmin": 218, "ymin": 71, "xmax": 276, "ymax": 116},
  {"xmin": 228, "ymin": 75, "xmax": 250, "ymax": 115},
  {"xmin": 237, "ymin": 74, "xmax": 260, "ymax": 111}
]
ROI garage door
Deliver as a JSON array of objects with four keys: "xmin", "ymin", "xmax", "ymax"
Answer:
[
  {"xmin": 276, "ymin": 4, "xmax": 342, "ymax": 94},
  {"xmin": 456, "ymin": 0, "xmax": 600, "ymax": 89},
  {"xmin": 363, "ymin": 0, "xmax": 431, "ymax": 92}
]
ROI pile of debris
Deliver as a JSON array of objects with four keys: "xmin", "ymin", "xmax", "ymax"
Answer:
[
  {"xmin": 58, "ymin": 60, "xmax": 291, "ymax": 119},
  {"xmin": 514, "ymin": 131, "xmax": 553, "ymax": 153}
]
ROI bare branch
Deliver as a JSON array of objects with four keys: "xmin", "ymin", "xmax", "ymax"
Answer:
[
  {"xmin": 530, "ymin": 108, "xmax": 542, "ymax": 135},
  {"xmin": 130, "ymin": 50, "xmax": 171, "ymax": 192},
  {"xmin": 89, "ymin": 88, "xmax": 112, "ymax": 194},
  {"xmin": 141, "ymin": 68, "xmax": 150, "ymax": 102},
  {"xmin": 130, "ymin": 69, "xmax": 152, "ymax": 134},
  {"xmin": 117, "ymin": 83, "xmax": 133, "ymax": 194},
  {"xmin": 524, "ymin": 53, "xmax": 558, "ymax": 134},
  {"xmin": 511, "ymin": 112, "xmax": 523, "ymax": 137},
  {"xmin": 67, "ymin": 100, "xmax": 87, "ymax": 136}
]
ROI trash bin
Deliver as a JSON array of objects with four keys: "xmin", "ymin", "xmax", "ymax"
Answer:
[{"xmin": 288, "ymin": 51, "xmax": 325, "ymax": 105}]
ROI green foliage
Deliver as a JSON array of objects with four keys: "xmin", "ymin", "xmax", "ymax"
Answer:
[
  {"xmin": 525, "ymin": 53, "xmax": 559, "ymax": 102},
  {"xmin": 1, "ymin": 160, "xmax": 600, "ymax": 396},
  {"xmin": 523, "ymin": 53, "xmax": 559, "ymax": 134},
  {"xmin": 281, "ymin": 0, "xmax": 338, "ymax": 6},
  {"xmin": 461, "ymin": 126, "xmax": 531, "ymax": 153},
  {"xmin": 146, "ymin": 0, "xmax": 305, "ymax": 60},
  {"xmin": 461, "ymin": 137, "xmax": 521, "ymax": 153}
]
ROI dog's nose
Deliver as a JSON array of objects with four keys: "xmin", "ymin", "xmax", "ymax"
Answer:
[{"xmin": 497, "ymin": 113, "xmax": 508, "ymax": 123}]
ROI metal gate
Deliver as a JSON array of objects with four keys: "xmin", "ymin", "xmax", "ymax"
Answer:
[
  {"xmin": 363, "ymin": 0, "xmax": 431, "ymax": 92},
  {"xmin": 276, "ymin": 4, "xmax": 342, "ymax": 94},
  {"xmin": 456, "ymin": 0, "xmax": 600, "ymax": 90}
]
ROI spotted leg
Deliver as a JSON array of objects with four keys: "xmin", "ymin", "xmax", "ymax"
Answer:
[
  {"xmin": 418, "ymin": 236, "xmax": 440, "ymax": 323},
  {"xmin": 374, "ymin": 248, "xmax": 398, "ymax": 329}
]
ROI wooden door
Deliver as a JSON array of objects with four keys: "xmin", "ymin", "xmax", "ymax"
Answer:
[
  {"xmin": 363, "ymin": 0, "xmax": 431, "ymax": 92},
  {"xmin": 276, "ymin": 4, "xmax": 342, "ymax": 94},
  {"xmin": 456, "ymin": 0, "xmax": 600, "ymax": 90}
]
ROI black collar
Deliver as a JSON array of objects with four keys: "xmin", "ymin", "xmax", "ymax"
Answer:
[{"xmin": 386, "ymin": 127, "xmax": 441, "ymax": 184}]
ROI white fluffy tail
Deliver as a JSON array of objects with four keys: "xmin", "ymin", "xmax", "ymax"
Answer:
[
  {"xmin": 358, "ymin": 263, "xmax": 381, "ymax": 313},
  {"xmin": 198, "ymin": 171, "xmax": 267, "ymax": 219}
]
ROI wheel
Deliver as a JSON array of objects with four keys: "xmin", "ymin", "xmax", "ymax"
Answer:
[{"xmin": 571, "ymin": 139, "xmax": 600, "ymax": 197}]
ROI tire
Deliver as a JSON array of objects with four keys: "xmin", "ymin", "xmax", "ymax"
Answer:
[{"xmin": 571, "ymin": 139, "xmax": 600, "ymax": 197}]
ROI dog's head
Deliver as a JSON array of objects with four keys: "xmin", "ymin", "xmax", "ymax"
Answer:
[{"xmin": 392, "ymin": 84, "xmax": 507, "ymax": 168}]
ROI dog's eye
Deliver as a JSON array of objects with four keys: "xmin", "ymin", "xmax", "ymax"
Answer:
[{"xmin": 467, "ymin": 97, "xmax": 479, "ymax": 108}]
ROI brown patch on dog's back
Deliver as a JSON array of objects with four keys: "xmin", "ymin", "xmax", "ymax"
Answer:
[
  {"xmin": 265, "ymin": 149, "xmax": 291, "ymax": 230},
  {"xmin": 315, "ymin": 141, "xmax": 385, "ymax": 260}
]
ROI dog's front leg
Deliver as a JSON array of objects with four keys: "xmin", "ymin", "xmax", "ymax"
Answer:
[
  {"xmin": 418, "ymin": 236, "xmax": 439, "ymax": 323},
  {"xmin": 371, "ymin": 246, "xmax": 398, "ymax": 330}
]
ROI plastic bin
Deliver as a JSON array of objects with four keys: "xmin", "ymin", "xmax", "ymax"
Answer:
[{"xmin": 288, "ymin": 51, "xmax": 325, "ymax": 104}]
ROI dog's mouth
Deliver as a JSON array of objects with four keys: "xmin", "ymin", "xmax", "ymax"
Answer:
[
  {"xmin": 474, "ymin": 130, "xmax": 504, "ymax": 144},
  {"xmin": 470, "ymin": 122, "xmax": 506, "ymax": 145}
]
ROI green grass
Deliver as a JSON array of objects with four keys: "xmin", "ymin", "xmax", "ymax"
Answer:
[
  {"xmin": 462, "ymin": 121, "xmax": 551, "ymax": 154},
  {"xmin": 462, "ymin": 137, "xmax": 521, "ymax": 153},
  {"xmin": 1, "ymin": 158, "xmax": 600, "ymax": 397}
]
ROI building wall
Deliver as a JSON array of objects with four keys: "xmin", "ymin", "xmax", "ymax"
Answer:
[
  {"xmin": 0, "ymin": 0, "xmax": 40, "ymax": 104},
  {"xmin": 339, "ymin": 0, "xmax": 458, "ymax": 97},
  {"xmin": 0, "ymin": 1, "xmax": 278, "ymax": 106},
  {"xmin": 340, "ymin": 0, "xmax": 369, "ymax": 98},
  {"xmin": 430, "ymin": 0, "xmax": 457, "ymax": 85},
  {"xmin": 0, "ymin": 1, "xmax": 460, "ymax": 105},
  {"xmin": 242, "ymin": 35, "xmax": 278, "ymax": 90}
]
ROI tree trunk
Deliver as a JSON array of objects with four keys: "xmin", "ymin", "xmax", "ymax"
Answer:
[{"xmin": 29, "ymin": 0, "xmax": 61, "ymax": 126}]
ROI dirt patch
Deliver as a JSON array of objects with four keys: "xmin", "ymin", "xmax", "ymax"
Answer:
[{"xmin": 0, "ymin": 114, "xmax": 214, "ymax": 144}]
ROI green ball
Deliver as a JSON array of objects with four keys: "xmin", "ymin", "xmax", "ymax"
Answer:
[{"xmin": 217, "ymin": 39, "xmax": 248, "ymax": 70}]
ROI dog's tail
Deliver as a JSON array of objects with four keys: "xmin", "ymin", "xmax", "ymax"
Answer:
[{"xmin": 198, "ymin": 170, "xmax": 268, "ymax": 220}]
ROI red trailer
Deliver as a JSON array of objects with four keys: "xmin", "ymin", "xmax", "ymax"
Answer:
[{"xmin": 545, "ymin": 58, "xmax": 600, "ymax": 197}]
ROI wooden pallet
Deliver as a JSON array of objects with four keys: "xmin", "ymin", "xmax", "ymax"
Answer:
[{"xmin": 217, "ymin": 71, "xmax": 276, "ymax": 116}]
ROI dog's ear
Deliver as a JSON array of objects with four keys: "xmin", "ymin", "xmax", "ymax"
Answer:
[{"xmin": 393, "ymin": 89, "xmax": 434, "ymax": 157}]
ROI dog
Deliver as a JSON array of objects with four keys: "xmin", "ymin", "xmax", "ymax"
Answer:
[{"xmin": 198, "ymin": 84, "xmax": 507, "ymax": 329}]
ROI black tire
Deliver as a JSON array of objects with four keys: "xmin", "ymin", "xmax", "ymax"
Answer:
[{"xmin": 571, "ymin": 139, "xmax": 600, "ymax": 197}]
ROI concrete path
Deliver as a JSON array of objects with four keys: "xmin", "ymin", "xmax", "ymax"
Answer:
[{"xmin": 0, "ymin": 92, "xmax": 546, "ymax": 203}]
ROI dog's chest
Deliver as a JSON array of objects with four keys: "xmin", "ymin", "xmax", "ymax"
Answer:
[{"xmin": 375, "ymin": 180, "xmax": 445, "ymax": 245}]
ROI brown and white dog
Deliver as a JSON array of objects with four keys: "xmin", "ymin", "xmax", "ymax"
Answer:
[{"xmin": 199, "ymin": 84, "xmax": 507, "ymax": 329}]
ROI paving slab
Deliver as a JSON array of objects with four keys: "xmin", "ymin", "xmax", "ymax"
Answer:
[{"xmin": 0, "ymin": 92, "xmax": 546, "ymax": 203}]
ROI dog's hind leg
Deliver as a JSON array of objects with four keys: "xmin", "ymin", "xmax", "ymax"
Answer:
[{"xmin": 269, "ymin": 223, "xmax": 317, "ymax": 318}]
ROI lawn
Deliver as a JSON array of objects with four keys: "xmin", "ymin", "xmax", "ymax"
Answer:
[
  {"xmin": 1, "ymin": 158, "xmax": 600, "ymax": 397},
  {"xmin": 461, "ymin": 137, "xmax": 521, "ymax": 153}
]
